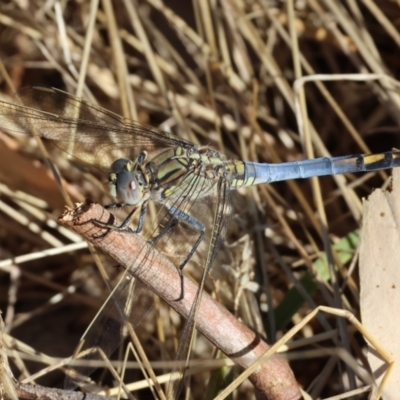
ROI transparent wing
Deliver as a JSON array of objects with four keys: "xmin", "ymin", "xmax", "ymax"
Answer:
[
  {"xmin": 167, "ymin": 177, "xmax": 232, "ymax": 399},
  {"xmin": 0, "ymin": 85, "xmax": 191, "ymax": 172}
]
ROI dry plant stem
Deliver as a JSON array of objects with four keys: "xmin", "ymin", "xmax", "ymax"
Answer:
[
  {"xmin": 59, "ymin": 201, "xmax": 301, "ymax": 400},
  {"xmin": 15, "ymin": 382, "xmax": 113, "ymax": 400}
]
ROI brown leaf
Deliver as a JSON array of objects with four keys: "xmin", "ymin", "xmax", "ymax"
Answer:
[{"xmin": 360, "ymin": 169, "xmax": 400, "ymax": 397}]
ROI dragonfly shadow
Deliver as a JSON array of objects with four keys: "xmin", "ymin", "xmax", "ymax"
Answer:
[{"xmin": 228, "ymin": 333, "xmax": 262, "ymax": 359}]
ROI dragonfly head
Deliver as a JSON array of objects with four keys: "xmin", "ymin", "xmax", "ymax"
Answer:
[{"xmin": 107, "ymin": 158, "xmax": 146, "ymax": 205}]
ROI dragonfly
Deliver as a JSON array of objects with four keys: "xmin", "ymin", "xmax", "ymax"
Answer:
[{"xmin": 1, "ymin": 85, "xmax": 400, "ymax": 396}]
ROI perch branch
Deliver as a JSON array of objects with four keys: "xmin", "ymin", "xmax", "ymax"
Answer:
[{"xmin": 59, "ymin": 201, "xmax": 300, "ymax": 400}]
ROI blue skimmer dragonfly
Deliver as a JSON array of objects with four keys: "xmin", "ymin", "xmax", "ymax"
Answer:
[{"xmin": 0, "ymin": 85, "xmax": 398, "ymax": 396}]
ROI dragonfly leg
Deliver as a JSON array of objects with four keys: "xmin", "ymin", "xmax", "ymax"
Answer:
[
  {"xmin": 151, "ymin": 204, "xmax": 205, "ymax": 300},
  {"xmin": 91, "ymin": 202, "xmax": 147, "ymax": 234}
]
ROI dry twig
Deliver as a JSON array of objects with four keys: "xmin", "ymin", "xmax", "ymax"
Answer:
[{"xmin": 59, "ymin": 201, "xmax": 300, "ymax": 400}]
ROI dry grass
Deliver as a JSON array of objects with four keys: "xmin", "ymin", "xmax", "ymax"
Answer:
[{"xmin": 0, "ymin": 0, "xmax": 399, "ymax": 399}]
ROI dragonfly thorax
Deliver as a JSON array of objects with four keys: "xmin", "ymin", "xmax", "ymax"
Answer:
[{"xmin": 107, "ymin": 158, "xmax": 148, "ymax": 206}]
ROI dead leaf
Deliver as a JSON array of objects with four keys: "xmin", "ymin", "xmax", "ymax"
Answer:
[{"xmin": 360, "ymin": 168, "xmax": 400, "ymax": 398}]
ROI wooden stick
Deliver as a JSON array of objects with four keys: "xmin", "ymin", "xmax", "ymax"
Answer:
[{"xmin": 59, "ymin": 201, "xmax": 300, "ymax": 400}]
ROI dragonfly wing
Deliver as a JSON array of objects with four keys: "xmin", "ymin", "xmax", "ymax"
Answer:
[
  {"xmin": 167, "ymin": 177, "xmax": 232, "ymax": 399},
  {"xmin": 0, "ymin": 86, "xmax": 189, "ymax": 172}
]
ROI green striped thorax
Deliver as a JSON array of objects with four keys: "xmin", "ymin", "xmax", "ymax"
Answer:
[{"xmin": 149, "ymin": 145, "xmax": 231, "ymax": 201}]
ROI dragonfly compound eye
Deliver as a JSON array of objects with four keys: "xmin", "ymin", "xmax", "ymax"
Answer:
[
  {"xmin": 114, "ymin": 169, "xmax": 142, "ymax": 205},
  {"xmin": 108, "ymin": 158, "xmax": 142, "ymax": 205}
]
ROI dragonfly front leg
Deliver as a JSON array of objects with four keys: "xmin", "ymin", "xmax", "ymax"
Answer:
[
  {"xmin": 92, "ymin": 201, "xmax": 148, "ymax": 234},
  {"xmin": 151, "ymin": 204, "xmax": 205, "ymax": 300}
]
